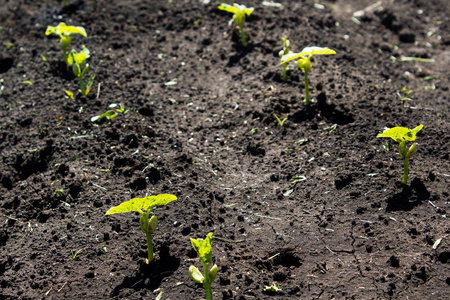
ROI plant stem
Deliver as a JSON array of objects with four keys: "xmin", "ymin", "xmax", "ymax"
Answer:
[
  {"xmin": 282, "ymin": 63, "xmax": 287, "ymax": 81},
  {"xmin": 78, "ymin": 76, "xmax": 86, "ymax": 96},
  {"xmin": 203, "ymin": 264, "xmax": 212, "ymax": 300},
  {"xmin": 239, "ymin": 28, "xmax": 247, "ymax": 47},
  {"xmin": 146, "ymin": 232, "xmax": 154, "ymax": 262},
  {"xmin": 303, "ymin": 71, "xmax": 310, "ymax": 105},
  {"xmin": 403, "ymin": 158, "xmax": 409, "ymax": 185}
]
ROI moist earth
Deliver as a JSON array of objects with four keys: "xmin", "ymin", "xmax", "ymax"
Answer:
[{"xmin": 0, "ymin": 0, "xmax": 449, "ymax": 299}]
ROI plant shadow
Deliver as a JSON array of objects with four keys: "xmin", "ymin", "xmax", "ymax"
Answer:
[
  {"xmin": 110, "ymin": 244, "xmax": 180, "ymax": 297},
  {"xmin": 385, "ymin": 178, "xmax": 430, "ymax": 212}
]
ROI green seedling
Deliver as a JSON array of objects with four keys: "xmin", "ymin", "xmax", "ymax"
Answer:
[
  {"xmin": 281, "ymin": 46, "xmax": 336, "ymax": 105},
  {"xmin": 189, "ymin": 232, "xmax": 218, "ymax": 300},
  {"xmin": 105, "ymin": 194, "xmax": 177, "ymax": 263},
  {"xmin": 218, "ymin": 3, "xmax": 254, "ymax": 47},
  {"xmin": 274, "ymin": 114, "xmax": 288, "ymax": 127},
  {"xmin": 278, "ymin": 37, "xmax": 291, "ymax": 81},
  {"xmin": 377, "ymin": 125, "xmax": 423, "ymax": 185},
  {"xmin": 91, "ymin": 103, "xmax": 127, "ymax": 122},
  {"xmin": 68, "ymin": 46, "xmax": 95, "ymax": 96},
  {"xmin": 45, "ymin": 22, "xmax": 87, "ymax": 67},
  {"xmin": 263, "ymin": 282, "xmax": 281, "ymax": 292},
  {"xmin": 71, "ymin": 248, "xmax": 82, "ymax": 260}
]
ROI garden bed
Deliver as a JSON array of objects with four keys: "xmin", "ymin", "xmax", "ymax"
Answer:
[{"xmin": 0, "ymin": 0, "xmax": 449, "ymax": 299}]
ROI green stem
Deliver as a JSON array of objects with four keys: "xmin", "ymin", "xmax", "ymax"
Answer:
[
  {"xmin": 403, "ymin": 158, "xmax": 409, "ymax": 185},
  {"xmin": 78, "ymin": 75, "xmax": 86, "ymax": 96},
  {"xmin": 203, "ymin": 264, "xmax": 212, "ymax": 300},
  {"xmin": 304, "ymin": 71, "xmax": 310, "ymax": 105},
  {"xmin": 282, "ymin": 63, "xmax": 287, "ymax": 81},
  {"xmin": 239, "ymin": 28, "xmax": 247, "ymax": 47},
  {"xmin": 146, "ymin": 232, "xmax": 154, "ymax": 262}
]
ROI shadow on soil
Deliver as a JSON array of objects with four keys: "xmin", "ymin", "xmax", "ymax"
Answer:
[
  {"xmin": 111, "ymin": 244, "xmax": 180, "ymax": 296},
  {"xmin": 385, "ymin": 178, "xmax": 430, "ymax": 212}
]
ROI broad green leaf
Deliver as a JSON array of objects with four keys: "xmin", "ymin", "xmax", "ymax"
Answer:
[
  {"xmin": 300, "ymin": 46, "xmax": 336, "ymax": 55},
  {"xmin": 189, "ymin": 265, "xmax": 204, "ymax": 283},
  {"xmin": 46, "ymin": 23, "xmax": 87, "ymax": 37},
  {"xmin": 191, "ymin": 232, "xmax": 213, "ymax": 265},
  {"xmin": 218, "ymin": 3, "xmax": 240, "ymax": 14},
  {"xmin": 377, "ymin": 125, "xmax": 423, "ymax": 143},
  {"xmin": 280, "ymin": 52, "xmax": 306, "ymax": 64},
  {"xmin": 105, "ymin": 194, "xmax": 177, "ymax": 215}
]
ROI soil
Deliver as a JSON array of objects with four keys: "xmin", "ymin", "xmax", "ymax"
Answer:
[{"xmin": 0, "ymin": 0, "xmax": 449, "ymax": 299}]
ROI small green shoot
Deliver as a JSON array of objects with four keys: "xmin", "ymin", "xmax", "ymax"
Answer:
[
  {"xmin": 377, "ymin": 125, "xmax": 423, "ymax": 185},
  {"xmin": 279, "ymin": 37, "xmax": 291, "ymax": 81},
  {"xmin": 54, "ymin": 189, "xmax": 64, "ymax": 194},
  {"xmin": 397, "ymin": 86, "xmax": 413, "ymax": 101},
  {"xmin": 65, "ymin": 90, "xmax": 74, "ymax": 99},
  {"xmin": 105, "ymin": 194, "xmax": 177, "ymax": 263},
  {"xmin": 274, "ymin": 114, "xmax": 288, "ymax": 127},
  {"xmin": 91, "ymin": 103, "xmax": 127, "ymax": 122},
  {"xmin": 45, "ymin": 22, "xmax": 87, "ymax": 67},
  {"xmin": 189, "ymin": 232, "xmax": 218, "ymax": 300},
  {"xmin": 250, "ymin": 127, "xmax": 259, "ymax": 134},
  {"xmin": 68, "ymin": 46, "xmax": 95, "ymax": 96},
  {"xmin": 281, "ymin": 46, "xmax": 336, "ymax": 105},
  {"xmin": 263, "ymin": 282, "xmax": 281, "ymax": 293},
  {"xmin": 71, "ymin": 248, "xmax": 82, "ymax": 260},
  {"xmin": 218, "ymin": 3, "xmax": 254, "ymax": 47}
]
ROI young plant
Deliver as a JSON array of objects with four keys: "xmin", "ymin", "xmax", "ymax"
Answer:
[
  {"xmin": 274, "ymin": 114, "xmax": 288, "ymax": 127},
  {"xmin": 91, "ymin": 103, "xmax": 128, "ymax": 122},
  {"xmin": 105, "ymin": 194, "xmax": 177, "ymax": 263},
  {"xmin": 67, "ymin": 46, "xmax": 95, "ymax": 96},
  {"xmin": 377, "ymin": 125, "xmax": 423, "ymax": 185},
  {"xmin": 189, "ymin": 232, "xmax": 218, "ymax": 300},
  {"xmin": 218, "ymin": 3, "xmax": 254, "ymax": 47},
  {"xmin": 281, "ymin": 46, "xmax": 336, "ymax": 105},
  {"xmin": 278, "ymin": 37, "xmax": 291, "ymax": 81},
  {"xmin": 45, "ymin": 22, "xmax": 87, "ymax": 68}
]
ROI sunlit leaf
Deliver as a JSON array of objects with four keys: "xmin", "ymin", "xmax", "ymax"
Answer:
[{"xmin": 105, "ymin": 194, "xmax": 177, "ymax": 215}]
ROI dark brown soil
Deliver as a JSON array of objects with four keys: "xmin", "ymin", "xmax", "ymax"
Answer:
[{"xmin": 1, "ymin": 0, "xmax": 449, "ymax": 299}]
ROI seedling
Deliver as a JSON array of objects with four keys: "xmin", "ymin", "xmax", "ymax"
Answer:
[
  {"xmin": 91, "ymin": 103, "xmax": 127, "ymax": 122},
  {"xmin": 68, "ymin": 46, "xmax": 95, "ymax": 96},
  {"xmin": 377, "ymin": 125, "xmax": 423, "ymax": 185},
  {"xmin": 105, "ymin": 194, "xmax": 177, "ymax": 263},
  {"xmin": 71, "ymin": 248, "xmax": 82, "ymax": 260},
  {"xmin": 45, "ymin": 22, "xmax": 87, "ymax": 67},
  {"xmin": 278, "ymin": 37, "xmax": 291, "ymax": 81},
  {"xmin": 274, "ymin": 114, "xmax": 288, "ymax": 127},
  {"xmin": 189, "ymin": 232, "xmax": 218, "ymax": 300},
  {"xmin": 218, "ymin": 3, "xmax": 254, "ymax": 47},
  {"xmin": 281, "ymin": 46, "xmax": 336, "ymax": 105}
]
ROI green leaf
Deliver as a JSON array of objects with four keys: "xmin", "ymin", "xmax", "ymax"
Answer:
[
  {"xmin": 105, "ymin": 194, "xmax": 177, "ymax": 215},
  {"xmin": 189, "ymin": 265, "xmax": 204, "ymax": 283},
  {"xmin": 377, "ymin": 125, "xmax": 423, "ymax": 143},
  {"xmin": 300, "ymin": 46, "xmax": 336, "ymax": 55},
  {"xmin": 218, "ymin": 3, "xmax": 254, "ymax": 16},
  {"xmin": 280, "ymin": 52, "xmax": 305, "ymax": 64},
  {"xmin": 91, "ymin": 110, "xmax": 117, "ymax": 122},
  {"xmin": 190, "ymin": 232, "xmax": 213, "ymax": 265},
  {"xmin": 67, "ymin": 47, "xmax": 90, "ymax": 65}
]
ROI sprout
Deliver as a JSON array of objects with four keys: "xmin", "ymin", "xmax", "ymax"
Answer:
[
  {"xmin": 218, "ymin": 3, "xmax": 254, "ymax": 47},
  {"xmin": 281, "ymin": 46, "xmax": 336, "ymax": 105},
  {"xmin": 189, "ymin": 233, "xmax": 218, "ymax": 300},
  {"xmin": 67, "ymin": 46, "xmax": 95, "ymax": 96},
  {"xmin": 377, "ymin": 125, "xmax": 423, "ymax": 185},
  {"xmin": 278, "ymin": 37, "xmax": 291, "ymax": 81},
  {"xmin": 105, "ymin": 194, "xmax": 177, "ymax": 263}
]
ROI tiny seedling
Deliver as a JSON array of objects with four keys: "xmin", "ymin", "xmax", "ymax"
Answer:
[
  {"xmin": 278, "ymin": 37, "xmax": 291, "ymax": 81},
  {"xmin": 71, "ymin": 248, "xmax": 82, "ymax": 260},
  {"xmin": 263, "ymin": 282, "xmax": 281, "ymax": 293},
  {"xmin": 189, "ymin": 232, "xmax": 218, "ymax": 300},
  {"xmin": 105, "ymin": 194, "xmax": 177, "ymax": 263},
  {"xmin": 45, "ymin": 22, "xmax": 87, "ymax": 67},
  {"xmin": 281, "ymin": 46, "xmax": 336, "ymax": 105},
  {"xmin": 91, "ymin": 103, "xmax": 127, "ymax": 122},
  {"xmin": 218, "ymin": 3, "xmax": 254, "ymax": 47},
  {"xmin": 377, "ymin": 125, "xmax": 423, "ymax": 185},
  {"xmin": 67, "ymin": 46, "xmax": 95, "ymax": 96},
  {"xmin": 274, "ymin": 114, "xmax": 288, "ymax": 127}
]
